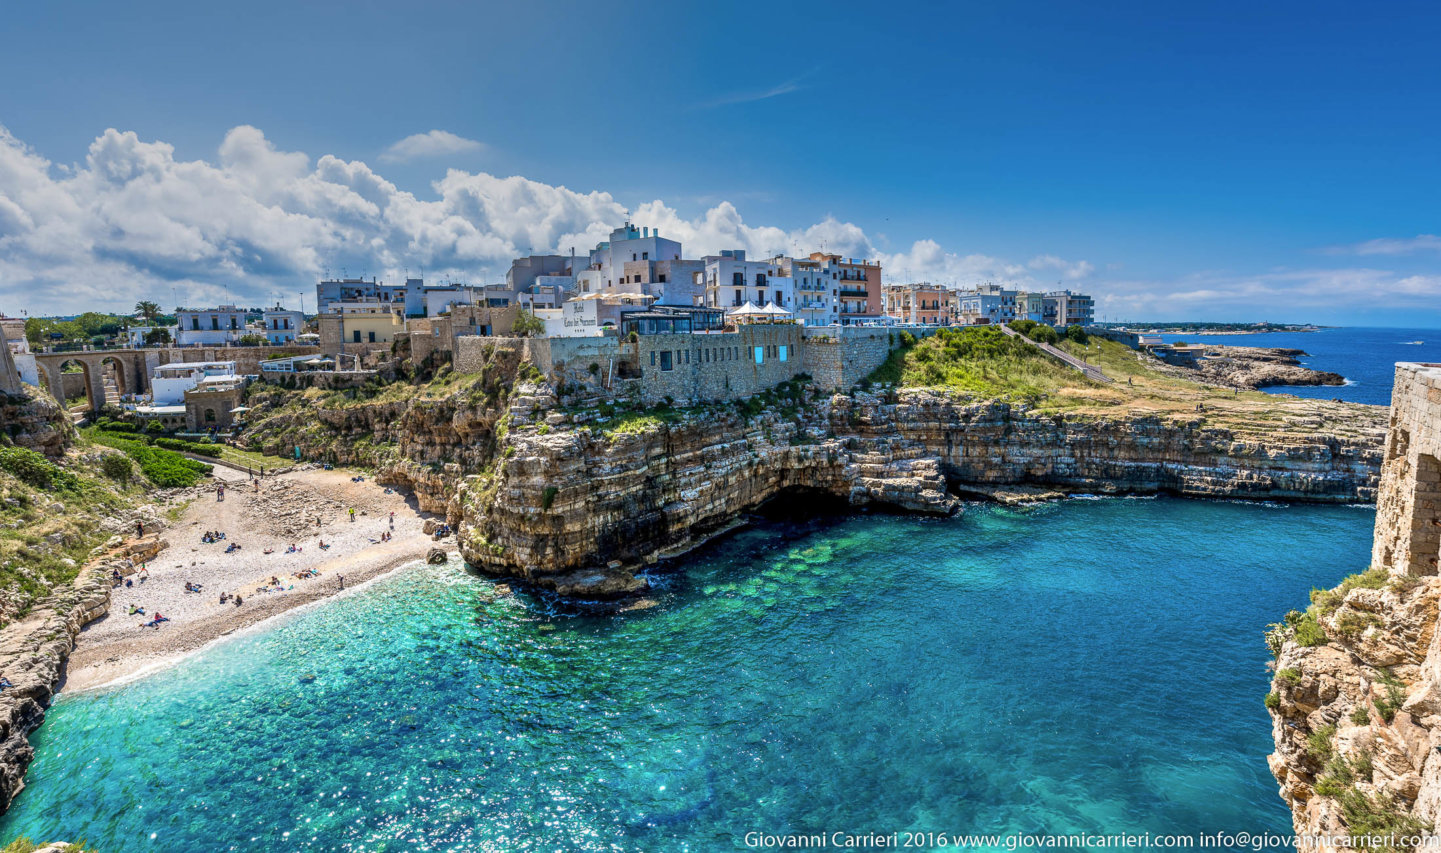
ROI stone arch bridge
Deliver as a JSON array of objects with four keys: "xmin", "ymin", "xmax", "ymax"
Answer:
[{"xmin": 31, "ymin": 345, "xmax": 321, "ymax": 412}]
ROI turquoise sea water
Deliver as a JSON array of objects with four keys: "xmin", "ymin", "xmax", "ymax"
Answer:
[{"xmin": 4, "ymin": 498, "xmax": 1373, "ymax": 851}]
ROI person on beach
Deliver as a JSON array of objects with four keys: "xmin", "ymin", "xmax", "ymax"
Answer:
[
  {"xmin": 348, "ymin": 507, "xmax": 356, "ymax": 523},
  {"xmin": 389, "ymin": 511, "xmax": 395, "ymax": 528},
  {"xmin": 234, "ymin": 595, "xmax": 243, "ymax": 607},
  {"xmin": 0, "ymin": 677, "xmax": 13, "ymax": 690},
  {"xmin": 135, "ymin": 520, "xmax": 144, "ymax": 538},
  {"xmin": 339, "ymin": 575, "xmax": 345, "ymax": 590}
]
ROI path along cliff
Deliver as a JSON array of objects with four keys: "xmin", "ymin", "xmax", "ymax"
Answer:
[{"xmin": 1267, "ymin": 363, "xmax": 1441, "ymax": 849}]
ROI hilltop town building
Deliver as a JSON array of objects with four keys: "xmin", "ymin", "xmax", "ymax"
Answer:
[
  {"xmin": 262, "ymin": 306, "xmax": 306, "ymax": 344},
  {"xmin": 884, "ymin": 283, "xmax": 953, "ymax": 325},
  {"xmin": 176, "ymin": 307, "xmax": 247, "ymax": 346}
]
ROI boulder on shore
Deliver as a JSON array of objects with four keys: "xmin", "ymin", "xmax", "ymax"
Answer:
[{"xmin": 426, "ymin": 548, "xmax": 448, "ymax": 565}]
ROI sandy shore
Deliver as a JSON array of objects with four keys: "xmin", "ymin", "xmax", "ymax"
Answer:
[{"xmin": 62, "ymin": 466, "xmax": 443, "ymax": 692}]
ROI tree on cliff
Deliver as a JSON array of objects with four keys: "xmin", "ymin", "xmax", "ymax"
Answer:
[{"xmin": 512, "ymin": 310, "xmax": 546, "ymax": 338}]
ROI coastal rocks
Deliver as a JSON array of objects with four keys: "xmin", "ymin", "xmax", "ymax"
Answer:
[
  {"xmin": 426, "ymin": 547, "xmax": 448, "ymax": 565},
  {"xmin": 0, "ymin": 554, "xmax": 113, "ymax": 812},
  {"xmin": 1171, "ymin": 346, "xmax": 1347, "ymax": 390},
  {"xmin": 1268, "ymin": 363, "xmax": 1441, "ymax": 842},
  {"xmin": 456, "ymin": 389, "xmax": 1381, "ymax": 591}
]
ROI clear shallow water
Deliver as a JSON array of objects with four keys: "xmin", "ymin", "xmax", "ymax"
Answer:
[
  {"xmin": 1157, "ymin": 326, "xmax": 1441, "ymax": 406},
  {"xmin": 5, "ymin": 498, "xmax": 1374, "ymax": 851}
]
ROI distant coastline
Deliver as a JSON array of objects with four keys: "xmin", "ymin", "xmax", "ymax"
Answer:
[{"xmin": 1101, "ymin": 323, "xmax": 1329, "ymax": 335}]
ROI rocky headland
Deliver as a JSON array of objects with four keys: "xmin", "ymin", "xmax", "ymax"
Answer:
[
  {"xmin": 1167, "ymin": 346, "xmax": 1347, "ymax": 390},
  {"xmin": 240, "ymin": 350, "xmax": 1386, "ymax": 598},
  {"xmin": 1267, "ymin": 363, "xmax": 1441, "ymax": 848}
]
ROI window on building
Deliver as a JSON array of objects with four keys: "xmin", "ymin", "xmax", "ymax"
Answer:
[
  {"xmin": 204, "ymin": 408, "xmax": 216, "ymax": 423},
  {"xmin": 778, "ymin": 345, "xmax": 787, "ymax": 362},
  {"xmin": 734, "ymin": 289, "xmax": 743, "ymax": 306},
  {"xmin": 642, "ymin": 252, "xmax": 648, "ymax": 260},
  {"xmin": 368, "ymin": 331, "xmax": 376, "ymax": 343},
  {"xmin": 756, "ymin": 273, "xmax": 766, "ymax": 286},
  {"xmin": 660, "ymin": 350, "xmax": 673, "ymax": 371},
  {"xmin": 684, "ymin": 349, "xmax": 690, "ymax": 364},
  {"xmin": 353, "ymin": 330, "xmax": 361, "ymax": 343},
  {"xmin": 658, "ymin": 274, "xmax": 667, "ymax": 283},
  {"xmin": 650, "ymin": 351, "xmax": 656, "ymax": 366},
  {"xmin": 191, "ymin": 318, "xmax": 200, "ymax": 330},
  {"xmin": 754, "ymin": 346, "xmax": 764, "ymax": 365},
  {"xmin": 211, "ymin": 317, "xmax": 219, "ymax": 330}
]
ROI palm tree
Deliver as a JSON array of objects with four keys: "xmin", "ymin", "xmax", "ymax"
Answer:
[{"xmin": 134, "ymin": 300, "xmax": 161, "ymax": 324}]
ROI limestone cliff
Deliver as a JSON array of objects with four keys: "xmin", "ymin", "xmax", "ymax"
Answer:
[
  {"xmin": 1268, "ymin": 363, "xmax": 1441, "ymax": 848},
  {"xmin": 455, "ymin": 387, "xmax": 1382, "ymax": 596},
  {"xmin": 0, "ymin": 388, "xmax": 73, "ymax": 458}
]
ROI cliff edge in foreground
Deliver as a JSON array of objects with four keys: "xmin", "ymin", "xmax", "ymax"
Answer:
[{"xmin": 1268, "ymin": 363, "xmax": 1441, "ymax": 849}]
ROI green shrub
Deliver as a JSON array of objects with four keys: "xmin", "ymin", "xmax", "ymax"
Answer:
[
  {"xmin": 1027, "ymin": 324, "xmax": 1060, "ymax": 345},
  {"xmin": 1292, "ymin": 610, "xmax": 1329, "ymax": 647},
  {"xmin": 1339, "ymin": 789, "xmax": 1430, "ymax": 848},
  {"xmin": 154, "ymin": 437, "xmax": 223, "ymax": 458},
  {"xmin": 90, "ymin": 433, "xmax": 211, "ymax": 488},
  {"xmin": 1311, "ymin": 567, "xmax": 1390, "ymax": 618},
  {"xmin": 1305, "ymin": 724, "xmax": 1336, "ymax": 763},
  {"xmin": 100, "ymin": 453, "xmax": 133, "ymax": 484},
  {"xmin": 1265, "ymin": 691, "xmax": 1280, "ymax": 711},
  {"xmin": 541, "ymin": 486, "xmax": 559, "ymax": 510},
  {"xmin": 1065, "ymin": 324, "xmax": 1089, "ymax": 344},
  {"xmin": 1276, "ymin": 667, "xmax": 1302, "ymax": 686},
  {"xmin": 1375, "ymin": 669, "xmax": 1407, "ymax": 723},
  {"xmin": 1351, "ymin": 704, "xmax": 1372, "ymax": 726},
  {"xmin": 0, "ymin": 447, "xmax": 78, "ymax": 490}
]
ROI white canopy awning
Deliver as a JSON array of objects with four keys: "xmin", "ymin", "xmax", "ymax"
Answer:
[
  {"xmin": 727, "ymin": 301, "xmax": 763, "ymax": 316},
  {"xmin": 759, "ymin": 303, "xmax": 793, "ymax": 315}
]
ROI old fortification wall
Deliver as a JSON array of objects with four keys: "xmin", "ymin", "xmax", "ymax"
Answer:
[{"xmin": 1269, "ymin": 363, "xmax": 1441, "ymax": 846}]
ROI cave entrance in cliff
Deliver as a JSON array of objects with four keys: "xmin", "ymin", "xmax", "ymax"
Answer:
[
  {"xmin": 755, "ymin": 488, "xmax": 857, "ymax": 523},
  {"xmin": 1408, "ymin": 453, "xmax": 1441, "ymax": 576}
]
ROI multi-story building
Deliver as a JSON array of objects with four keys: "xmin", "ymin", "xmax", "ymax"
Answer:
[
  {"xmin": 777, "ymin": 255, "xmax": 835, "ymax": 326},
  {"xmin": 150, "ymin": 361, "xmax": 239, "ymax": 406},
  {"xmin": 813, "ymin": 254, "xmax": 882, "ymax": 324},
  {"xmin": 701, "ymin": 250, "xmax": 796, "ymax": 312},
  {"xmin": 588, "ymin": 223, "xmax": 684, "ymax": 291},
  {"xmin": 883, "ymin": 283, "xmax": 952, "ymax": 325},
  {"xmin": 1043, "ymin": 290, "xmax": 1095, "ymax": 327},
  {"xmin": 315, "ymin": 277, "xmax": 426, "ymax": 317},
  {"xmin": 956, "ymin": 285, "xmax": 1018, "ymax": 325},
  {"xmin": 1015, "ymin": 291, "xmax": 1046, "ymax": 323},
  {"xmin": 318, "ymin": 301, "xmax": 406, "ymax": 357},
  {"xmin": 176, "ymin": 306, "xmax": 247, "ymax": 346},
  {"xmin": 262, "ymin": 305, "xmax": 306, "ymax": 344},
  {"xmin": 0, "ymin": 316, "xmax": 37, "ymax": 387}
]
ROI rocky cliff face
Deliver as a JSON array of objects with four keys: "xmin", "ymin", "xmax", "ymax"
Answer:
[
  {"xmin": 0, "ymin": 534, "xmax": 164, "ymax": 812},
  {"xmin": 1268, "ymin": 364, "xmax": 1441, "ymax": 847},
  {"xmin": 453, "ymin": 388, "xmax": 1383, "ymax": 596},
  {"xmin": 0, "ymin": 388, "xmax": 73, "ymax": 458}
]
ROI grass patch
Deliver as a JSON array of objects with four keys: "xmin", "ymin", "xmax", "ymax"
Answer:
[
  {"xmin": 1276, "ymin": 667, "xmax": 1302, "ymax": 686},
  {"xmin": 1306, "ymin": 723, "xmax": 1337, "ymax": 763},
  {"xmin": 1339, "ymin": 789, "xmax": 1431, "ymax": 848}
]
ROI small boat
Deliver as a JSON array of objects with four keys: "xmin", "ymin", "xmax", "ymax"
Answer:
[{"xmin": 1400, "ymin": 340, "xmax": 1424, "ymax": 345}]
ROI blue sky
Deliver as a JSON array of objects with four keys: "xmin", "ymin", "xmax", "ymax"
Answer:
[{"xmin": 1, "ymin": 0, "xmax": 1439, "ymax": 324}]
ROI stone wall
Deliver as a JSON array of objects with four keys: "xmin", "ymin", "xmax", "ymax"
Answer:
[
  {"xmin": 1268, "ymin": 363, "xmax": 1441, "ymax": 844},
  {"xmin": 1373, "ymin": 363, "xmax": 1441, "ymax": 575},
  {"xmin": 802, "ymin": 329, "xmax": 894, "ymax": 389}
]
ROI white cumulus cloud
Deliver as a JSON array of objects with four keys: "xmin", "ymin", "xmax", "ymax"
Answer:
[{"xmin": 379, "ymin": 130, "xmax": 485, "ymax": 164}]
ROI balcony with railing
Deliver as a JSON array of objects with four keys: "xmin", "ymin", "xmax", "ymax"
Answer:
[{"xmin": 839, "ymin": 287, "xmax": 868, "ymax": 298}]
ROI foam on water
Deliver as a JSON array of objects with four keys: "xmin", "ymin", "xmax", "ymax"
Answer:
[{"xmin": 2, "ymin": 498, "xmax": 1375, "ymax": 851}]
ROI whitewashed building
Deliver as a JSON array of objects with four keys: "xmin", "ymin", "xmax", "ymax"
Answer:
[
  {"xmin": 176, "ymin": 306, "xmax": 247, "ymax": 345},
  {"xmin": 262, "ymin": 306, "xmax": 305, "ymax": 344},
  {"xmin": 701, "ymin": 251, "xmax": 796, "ymax": 312},
  {"xmin": 150, "ymin": 361, "xmax": 239, "ymax": 405}
]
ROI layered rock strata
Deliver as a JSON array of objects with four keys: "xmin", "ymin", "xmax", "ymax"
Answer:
[
  {"xmin": 0, "ymin": 534, "xmax": 165, "ymax": 812},
  {"xmin": 1269, "ymin": 363, "xmax": 1441, "ymax": 846},
  {"xmin": 456, "ymin": 388, "xmax": 1383, "ymax": 596}
]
